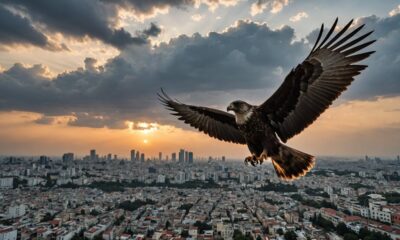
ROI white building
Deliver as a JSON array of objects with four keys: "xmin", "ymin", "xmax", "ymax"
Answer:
[
  {"xmin": 27, "ymin": 178, "xmax": 43, "ymax": 186},
  {"xmin": 324, "ymin": 186, "xmax": 334, "ymax": 195},
  {"xmin": 360, "ymin": 207, "xmax": 370, "ymax": 218},
  {"xmin": 0, "ymin": 178, "xmax": 13, "ymax": 189},
  {"xmin": 157, "ymin": 175, "xmax": 166, "ymax": 184},
  {"xmin": 0, "ymin": 227, "xmax": 17, "ymax": 240},
  {"xmin": 175, "ymin": 171, "xmax": 186, "ymax": 184},
  {"xmin": 189, "ymin": 227, "xmax": 198, "ymax": 238},
  {"xmin": 216, "ymin": 222, "xmax": 233, "ymax": 239},
  {"xmin": 8, "ymin": 204, "xmax": 26, "ymax": 218},
  {"xmin": 369, "ymin": 201, "xmax": 392, "ymax": 224},
  {"xmin": 340, "ymin": 187, "xmax": 355, "ymax": 197}
]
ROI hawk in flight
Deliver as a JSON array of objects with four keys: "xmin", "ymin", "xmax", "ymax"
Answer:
[{"xmin": 159, "ymin": 18, "xmax": 375, "ymax": 180}]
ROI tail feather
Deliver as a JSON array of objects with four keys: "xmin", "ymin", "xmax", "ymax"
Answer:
[{"xmin": 271, "ymin": 144, "xmax": 315, "ymax": 180}]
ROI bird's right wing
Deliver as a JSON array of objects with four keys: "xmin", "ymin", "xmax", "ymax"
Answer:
[
  {"xmin": 258, "ymin": 18, "xmax": 375, "ymax": 142},
  {"xmin": 158, "ymin": 90, "xmax": 246, "ymax": 144}
]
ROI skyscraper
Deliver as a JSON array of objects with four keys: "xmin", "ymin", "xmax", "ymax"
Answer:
[
  {"xmin": 39, "ymin": 156, "xmax": 50, "ymax": 165},
  {"xmin": 136, "ymin": 151, "xmax": 140, "ymax": 162},
  {"xmin": 107, "ymin": 153, "xmax": 112, "ymax": 161},
  {"xmin": 172, "ymin": 153, "xmax": 176, "ymax": 162},
  {"xmin": 222, "ymin": 156, "xmax": 226, "ymax": 162},
  {"xmin": 62, "ymin": 153, "xmax": 74, "ymax": 162},
  {"xmin": 185, "ymin": 151, "xmax": 189, "ymax": 162},
  {"xmin": 130, "ymin": 150, "xmax": 136, "ymax": 161},
  {"xmin": 140, "ymin": 153, "xmax": 145, "ymax": 162},
  {"xmin": 90, "ymin": 149, "xmax": 96, "ymax": 161},
  {"xmin": 159, "ymin": 152, "xmax": 162, "ymax": 161},
  {"xmin": 188, "ymin": 152, "xmax": 194, "ymax": 164},
  {"xmin": 179, "ymin": 149, "xmax": 185, "ymax": 163}
]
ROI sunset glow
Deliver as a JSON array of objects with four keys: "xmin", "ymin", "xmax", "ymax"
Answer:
[{"xmin": 0, "ymin": 0, "xmax": 399, "ymax": 159}]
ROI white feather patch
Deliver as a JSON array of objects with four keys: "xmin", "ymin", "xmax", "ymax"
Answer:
[{"xmin": 235, "ymin": 109, "xmax": 253, "ymax": 125}]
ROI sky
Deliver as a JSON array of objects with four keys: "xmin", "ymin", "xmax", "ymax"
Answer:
[{"xmin": 0, "ymin": 0, "xmax": 400, "ymax": 159}]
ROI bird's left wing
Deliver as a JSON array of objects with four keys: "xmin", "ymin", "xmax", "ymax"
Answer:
[
  {"xmin": 258, "ymin": 18, "xmax": 375, "ymax": 142},
  {"xmin": 158, "ymin": 90, "xmax": 246, "ymax": 144}
]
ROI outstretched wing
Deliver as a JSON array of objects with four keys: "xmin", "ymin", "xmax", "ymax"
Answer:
[
  {"xmin": 258, "ymin": 18, "xmax": 375, "ymax": 142},
  {"xmin": 158, "ymin": 89, "xmax": 246, "ymax": 144}
]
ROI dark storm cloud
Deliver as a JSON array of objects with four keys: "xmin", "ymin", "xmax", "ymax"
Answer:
[
  {"xmin": 0, "ymin": 0, "xmax": 161, "ymax": 49},
  {"xmin": 143, "ymin": 23, "xmax": 162, "ymax": 37},
  {"xmin": 0, "ymin": 20, "xmax": 307, "ymax": 128},
  {"xmin": 102, "ymin": 0, "xmax": 235, "ymax": 15},
  {"xmin": 1, "ymin": 15, "xmax": 399, "ymax": 129},
  {"xmin": 304, "ymin": 15, "xmax": 400, "ymax": 100},
  {"xmin": 104, "ymin": 0, "xmax": 195, "ymax": 14},
  {"xmin": 343, "ymin": 14, "xmax": 400, "ymax": 99},
  {"xmin": 0, "ymin": 5, "xmax": 53, "ymax": 50}
]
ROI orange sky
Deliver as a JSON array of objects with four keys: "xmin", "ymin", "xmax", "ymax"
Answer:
[
  {"xmin": 1, "ymin": 2, "xmax": 399, "ymax": 160},
  {"xmin": 1, "ymin": 96, "xmax": 399, "ymax": 159}
]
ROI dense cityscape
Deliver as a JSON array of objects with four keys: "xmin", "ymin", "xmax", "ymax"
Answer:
[{"xmin": 1, "ymin": 150, "xmax": 400, "ymax": 240}]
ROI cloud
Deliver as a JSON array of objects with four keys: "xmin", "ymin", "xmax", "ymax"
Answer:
[
  {"xmin": 68, "ymin": 112, "xmax": 128, "ymax": 129},
  {"xmin": 303, "ymin": 15, "xmax": 400, "ymax": 100},
  {"xmin": 142, "ymin": 22, "xmax": 162, "ymax": 37},
  {"xmin": 289, "ymin": 11, "xmax": 308, "ymax": 22},
  {"xmin": 1, "ymin": 15, "xmax": 399, "ymax": 129},
  {"xmin": 0, "ymin": 20, "xmax": 307, "ymax": 128},
  {"xmin": 103, "ymin": 0, "xmax": 239, "ymax": 20},
  {"xmin": 191, "ymin": 14, "xmax": 204, "ymax": 22},
  {"xmin": 344, "ymin": 14, "xmax": 400, "ymax": 99},
  {"xmin": 0, "ymin": 0, "xmax": 237, "ymax": 50},
  {"xmin": 0, "ymin": 5, "xmax": 61, "ymax": 51},
  {"xmin": 250, "ymin": 0, "xmax": 289, "ymax": 16},
  {"xmin": 389, "ymin": 5, "xmax": 400, "ymax": 17},
  {"xmin": 1, "ymin": 0, "xmax": 161, "ymax": 49}
]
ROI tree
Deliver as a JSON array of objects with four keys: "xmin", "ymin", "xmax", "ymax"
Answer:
[
  {"xmin": 343, "ymin": 233, "xmax": 358, "ymax": 240},
  {"xmin": 181, "ymin": 230, "xmax": 189, "ymax": 238},
  {"xmin": 358, "ymin": 228, "xmax": 369, "ymax": 239},
  {"xmin": 276, "ymin": 228, "xmax": 284, "ymax": 235},
  {"xmin": 233, "ymin": 230, "xmax": 253, "ymax": 240},
  {"xmin": 90, "ymin": 209, "xmax": 101, "ymax": 216},
  {"xmin": 93, "ymin": 235, "xmax": 103, "ymax": 240},
  {"xmin": 284, "ymin": 230, "xmax": 297, "ymax": 240},
  {"xmin": 40, "ymin": 213, "xmax": 54, "ymax": 222},
  {"xmin": 115, "ymin": 215, "xmax": 125, "ymax": 226},
  {"xmin": 165, "ymin": 220, "xmax": 171, "ymax": 229},
  {"xmin": 336, "ymin": 222, "xmax": 350, "ymax": 235},
  {"xmin": 193, "ymin": 221, "xmax": 212, "ymax": 233}
]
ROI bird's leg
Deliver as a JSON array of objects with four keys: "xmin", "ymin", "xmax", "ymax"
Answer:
[
  {"xmin": 255, "ymin": 150, "xmax": 268, "ymax": 165},
  {"xmin": 244, "ymin": 155, "xmax": 257, "ymax": 166},
  {"xmin": 244, "ymin": 155, "xmax": 254, "ymax": 165}
]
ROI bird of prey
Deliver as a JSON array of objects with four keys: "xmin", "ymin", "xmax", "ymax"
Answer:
[{"xmin": 159, "ymin": 18, "xmax": 375, "ymax": 180}]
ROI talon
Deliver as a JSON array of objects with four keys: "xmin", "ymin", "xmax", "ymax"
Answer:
[{"xmin": 244, "ymin": 156, "xmax": 253, "ymax": 165}]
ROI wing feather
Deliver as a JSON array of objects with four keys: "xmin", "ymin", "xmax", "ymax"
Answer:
[
  {"xmin": 258, "ymin": 18, "xmax": 375, "ymax": 142},
  {"xmin": 158, "ymin": 90, "xmax": 246, "ymax": 144}
]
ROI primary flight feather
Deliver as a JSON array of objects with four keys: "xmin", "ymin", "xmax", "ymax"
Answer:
[{"xmin": 159, "ymin": 18, "xmax": 375, "ymax": 180}]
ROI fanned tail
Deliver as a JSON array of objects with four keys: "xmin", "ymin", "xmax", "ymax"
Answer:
[{"xmin": 271, "ymin": 144, "xmax": 315, "ymax": 180}]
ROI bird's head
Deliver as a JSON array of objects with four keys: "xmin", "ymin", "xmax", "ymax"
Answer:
[{"xmin": 227, "ymin": 100, "xmax": 252, "ymax": 114}]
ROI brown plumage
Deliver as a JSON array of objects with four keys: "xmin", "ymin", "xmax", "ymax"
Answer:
[{"xmin": 159, "ymin": 18, "xmax": 375, "ymax": 180}]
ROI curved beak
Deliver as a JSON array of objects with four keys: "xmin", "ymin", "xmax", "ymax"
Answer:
[{"xmin": 227, "ymin": 104, "xmax": 234, "ymax": 112}]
